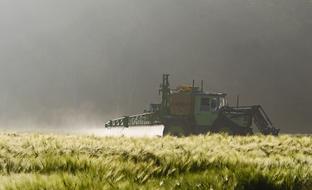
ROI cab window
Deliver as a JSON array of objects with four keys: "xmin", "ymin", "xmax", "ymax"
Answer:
[
  {"xmin": 211, "ymin": 98, "xmax": 218, "ymax": 111},
  {"xmin": 218, "ymin": 97, "xmax": 226, "ymax": 108},
  {"xmin": 200, "ymin": 98, "xmax": 210, "ymax": 111}
]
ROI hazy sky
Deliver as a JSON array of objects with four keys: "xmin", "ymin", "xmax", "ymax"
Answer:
[{"xmin": 0, "ymin": 0, "xmax": 311, "ymax": 132}]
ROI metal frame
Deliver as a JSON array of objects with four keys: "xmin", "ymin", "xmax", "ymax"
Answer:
[{"xmin": 105, "ymin": 113, "xmax": 161, "ymax": 128}]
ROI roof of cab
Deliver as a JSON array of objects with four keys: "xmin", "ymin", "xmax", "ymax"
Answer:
[{"xmin": 194, "ymin": 91, "xmax": 227, "ymax": 97}]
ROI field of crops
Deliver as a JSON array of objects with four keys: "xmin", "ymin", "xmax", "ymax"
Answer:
[{"xmin": 0, "ymin": 133, "xmax": 311, "ymax": 190}]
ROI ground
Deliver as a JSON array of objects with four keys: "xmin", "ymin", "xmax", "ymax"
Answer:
[{"xmin": 0, "ymin": 133, "xmax": 311, "ymax": 190}]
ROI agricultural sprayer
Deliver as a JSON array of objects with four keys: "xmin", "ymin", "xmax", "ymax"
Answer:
[{"xmin": 105, "ymin": 74, "xmax": 279, "ymax": 136}]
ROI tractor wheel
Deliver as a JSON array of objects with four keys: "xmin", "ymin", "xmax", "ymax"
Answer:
[
  {"xmin": 163, "ymin": 124, "xmax": 187, "ymax": 136},
  {"xmin": 215, "ymin": 127, "xmax": 234, "ymax": 135}
]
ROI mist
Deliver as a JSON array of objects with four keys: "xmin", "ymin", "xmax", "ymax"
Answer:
[{"xmin": 0, "ymin": 0, "xmax": 311, "ymax": 133}]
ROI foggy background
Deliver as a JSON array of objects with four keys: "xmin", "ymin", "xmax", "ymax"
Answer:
[{"xmin": 0, "ymin": 0, "xmax": 311, "ymax": 133}]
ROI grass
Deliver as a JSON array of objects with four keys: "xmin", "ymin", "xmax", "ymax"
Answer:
[{"xmin": 0, "ymin": 133, "xmax": 311, "ymax": 190}]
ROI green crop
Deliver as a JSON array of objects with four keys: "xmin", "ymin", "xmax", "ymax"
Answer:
[{"xmin": 0, "ymin": 133, "xmax": 311, "ymax": 190}]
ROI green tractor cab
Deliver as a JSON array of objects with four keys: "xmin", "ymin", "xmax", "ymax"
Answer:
[{"xmin": 105, "ymin": 74, "xmax": 279, "ymax": 136}]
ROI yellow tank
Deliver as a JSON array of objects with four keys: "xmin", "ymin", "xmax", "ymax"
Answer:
[{"xmin": 176, "ymin": 85, "xmax": 193, "ymax": 93}]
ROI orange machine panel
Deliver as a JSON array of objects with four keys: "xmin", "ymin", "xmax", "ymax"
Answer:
[{"xmin": 170, "ymin": 93, "xmax": 194, "ymax": 116}]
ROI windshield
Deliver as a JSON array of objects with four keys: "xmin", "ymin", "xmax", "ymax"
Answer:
[
  {"xmin": 200, "ymin": 96, "xmax": 226, "ymax": 112},
  {"xmin": 219, "ymin": 97, "xmax": 226, "ymax": 108}
]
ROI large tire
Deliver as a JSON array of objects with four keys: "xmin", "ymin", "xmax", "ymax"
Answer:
[
  {"xmin": 216, "ymin": 126, "xmax": 235, "ymax": 135},
  {"xmin": 162, "ymin": 117, "xmax": 194, "ymax": 136},
  {"xmin": 163, "ymin": 125, "xmax": 186, "ymax": 136}
]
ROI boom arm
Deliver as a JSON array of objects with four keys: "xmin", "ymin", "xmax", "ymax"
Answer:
[{"xmin": 105, "ymin": 113, "xmax": 161, "ymax": 128}]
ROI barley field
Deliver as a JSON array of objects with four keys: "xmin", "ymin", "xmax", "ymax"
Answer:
[{"xmin": 0, "ymin": 133, "xmax": 311, "ymax": 190}]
